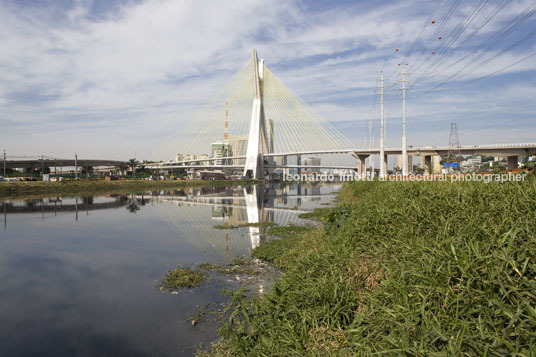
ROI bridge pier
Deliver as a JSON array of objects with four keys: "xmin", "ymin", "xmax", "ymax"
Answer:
[
  {"xmin": 383, "ymin": 154, "xmax": 388, "ymax": 176},
  {"xmin": 424, "ymin": 155, "xmax": 432, "ymax": 175},
  {"xmin": 507, "ymin": 156, "xmax": 518, "ymax": 171},
  {"xmin": 282, "ymin": 156, "xmax": 288, "ymax": 176},
  {"xmin": 356, "ymin": 155, "xmax": 369, "ymax": 175}
]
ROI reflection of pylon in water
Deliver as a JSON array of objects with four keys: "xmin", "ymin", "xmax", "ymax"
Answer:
[
  {"xmin": 224, "ymin": 101, "xmax": 229, "ymax": 144},
  {"xmin": 447, "ymin": 123, "xmax": 461, "ymax": 169}
]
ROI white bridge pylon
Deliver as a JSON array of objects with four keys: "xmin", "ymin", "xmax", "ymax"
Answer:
[
  {"xmin": 156, "ymin": 49, "xmax": 357, "ymax": 169},
  {"xmin": 244, "ymin": 50, "xmax": 270, "ymax": 179}
]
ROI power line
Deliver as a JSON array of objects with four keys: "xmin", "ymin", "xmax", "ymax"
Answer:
[
  {"xmin": 416, "ymin": 0, "xmax": 489, "ymax": 76},
  {"xmin": 411, "ymin": 32, "xmax": 536, "ymax": 100},
  {"xmin": 454, "ymin": 52, "xmax": 536, "ymax": 88},
  {"xmin": 411, "ymin": 0, "xmax": 512, "ymax": 86},
  {"xmin": 459, "ymin": 116, "xmax": 535, "ymax": 135},
  {"xmin": 411, "ymin": 0, "xmax": 535, "ymax": 88}
]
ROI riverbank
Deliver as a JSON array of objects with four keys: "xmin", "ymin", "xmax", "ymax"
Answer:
[
  {"xmin": 0, "ymin": 179, "xmax": 258, "ymax": 199},
  {"xmin": 200, "ymin": 175, "xmax": 536, "ymax": 355}
]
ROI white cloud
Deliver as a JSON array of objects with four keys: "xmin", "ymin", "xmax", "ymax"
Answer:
[{"xmin": 0, "ymin": 0, "xmax": 534, "ymax": 159}]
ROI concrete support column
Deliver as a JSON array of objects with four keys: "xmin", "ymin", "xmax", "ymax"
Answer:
[
  {"xmin": 383, "ymin": 154, "xmax": 388, "ymax": 175},
  {"xmin": 424, "ymin": 155, "xmax": 432, "ymax": 175},
  {"xmin": 357, "ymin": 155, "xmax": 368, "ymax": 175},
  {"xmin": 507, "ymin": 156, "xmax": 518, "ymax": 171}
]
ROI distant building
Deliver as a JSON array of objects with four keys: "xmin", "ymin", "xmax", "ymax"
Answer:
[
  {"xmin": 467, "ymin": 156, "xmax": 482, "ymax": 165},
  {"xmin": 275, "ymin": 156, "xmax": 289, "ymax": 175},
  {"xmin": 461, "ymin": 156, "xmax": 482, "ymax": 171},
  {"xmin": 199, "ymin": 154, "xmax": 210, "ymax": 166},
  {"xmin": 303, "ymin": 157, "xmax": 321, "ymax": 173},
  {"xmin": 212, "ymin": 141, "xmax": 231, "ymax": 165},
  {"xmin": 184, "ymin": 154, "xmax": 196, "ymax": 165},
  {"xmin": 228, "ymin": 135, "xmax": 248, "ymax": 165},
  {"xmin": 334, "ymin": 169, "xmax": 355, "ymax": 177}
]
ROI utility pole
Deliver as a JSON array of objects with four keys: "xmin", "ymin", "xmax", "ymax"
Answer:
[
  {"xmin": 400, "ymin": 65, "xmax": 410, "ymax": 176},
  {"xmin": 378, "ymin": 71, "xmax": 387, "ymax": 177},
  {"xmin": 75, "ymin": 153, "xmax": 78, "ymax": 180},
  {"xmin": 368, "ymin": 114, "xmax": 374, "ymax": 176},
  {"xmin": 3, "ymin": 149, "xmax": 5, "ymax": 178},
  {"xmin": 41, "ymin": 155, "xmax": 44, "ymax": 179}
]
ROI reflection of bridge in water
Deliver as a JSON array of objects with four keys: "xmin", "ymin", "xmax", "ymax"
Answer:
[
  {"xmin": 1, "ymin": 196, "xmax": 129, "ymax": 214},
  {"xmin": 1, "ymin": 195, "xmax": 130, "ymax": 229},
  {"xmin": 1, "ymin": 184, "xmax": 339, "ymax": 263},
  {"xmin": 141, "ymin": 184, "xmax": 337, "ymax": 262}
]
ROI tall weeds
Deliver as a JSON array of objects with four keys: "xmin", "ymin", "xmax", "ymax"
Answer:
[{"xmin": 212, "ymin": 178, "xmax": 536, "ymax": 356}]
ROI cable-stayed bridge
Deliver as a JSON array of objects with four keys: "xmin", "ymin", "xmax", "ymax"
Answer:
[
  {"xmin": 153, "ymin": 49, "xmax": 358, "ymax": 178},
  {"xmin": 151, "ymin": 50, "xmax": 536, "ymax": 177}
]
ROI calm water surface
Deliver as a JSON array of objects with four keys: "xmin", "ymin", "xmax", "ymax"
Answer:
[{"xmin": 0, "ymin": 183, "xmax": 340, "ymax": 356}]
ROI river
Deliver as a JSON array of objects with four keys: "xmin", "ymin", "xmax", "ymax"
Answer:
[{"xmin": 0, "ymin": 182, "xmax": 340, "ymax": 356}]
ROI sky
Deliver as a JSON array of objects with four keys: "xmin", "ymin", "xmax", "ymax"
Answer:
[{"xmin": 0, "ymin": 0, "xmax": 535, "ymax": 160}]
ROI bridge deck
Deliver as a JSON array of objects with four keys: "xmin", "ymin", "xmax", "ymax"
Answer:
[
  {"xmin": 148, "ymin": 143, "xmax": 536, "ymax": 170},
  {"xmin": 1, "ymin": 159, "xmax": 128, "ymax": 170}
]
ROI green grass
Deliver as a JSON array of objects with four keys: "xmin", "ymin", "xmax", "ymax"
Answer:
[
  {"xmin": 298, "ymin": 207, "xmax": 334, "ymax": 221},
  {"xmin": 202, "ymin": 177, "xmax": 536, "ymax": 356},
  {"xmin": 252, "ymin": 226, "xmax": 321, "ymax": 269},
  {"xmin": 0, "ymin": 179, "xmax": 258, "ymax": 199}
]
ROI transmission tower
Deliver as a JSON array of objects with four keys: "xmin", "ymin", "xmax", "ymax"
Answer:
[
  {"xmin": 368, "ymin": 114, "xmax": 374, "ymax": 175},
  {"xmin": 447, "ymin": 123, "xmax": 461, "ymax": 169}
]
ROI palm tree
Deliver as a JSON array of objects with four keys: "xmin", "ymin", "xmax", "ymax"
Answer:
[
  {"xmin": 126, "ymin": 194, "xmax": 140, "ymax": 213},
  {"xmin": 128, "ymin": 158, "xmax": 137, "ymax": 178}
]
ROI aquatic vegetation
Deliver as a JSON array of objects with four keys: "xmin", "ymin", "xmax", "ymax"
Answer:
[
  {"xmin": 213, "ymin": 222, "xmax": 275, "ymax": 229},
  {"xmin": 161, "ymin": 267, "xmax": 206, "ymax": 290},
  {"xmin": 187, "ymin": 303, "xmax": 227, "ymax": 327},
  {"xmin": 198, "ymin": 257, "xmax": 260, "ymax": 275}
]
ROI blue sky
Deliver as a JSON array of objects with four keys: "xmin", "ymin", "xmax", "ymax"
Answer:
[{"xmin": 0, "ymin": 0, "xmax": 535, "ymax": 160}]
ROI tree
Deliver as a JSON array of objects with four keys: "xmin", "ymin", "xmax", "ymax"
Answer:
[
  {"xmin": 126, "ymin": 194, "xmax": 140, "ymax": 213},
  {"xmin": 128, "ymin": 158, "xmax": 137, "ymax": 178}
]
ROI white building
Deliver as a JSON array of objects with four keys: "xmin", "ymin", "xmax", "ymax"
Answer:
[{"xmin": 303, "ymin": 157, "xmax": 321, "ymax": 173}]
